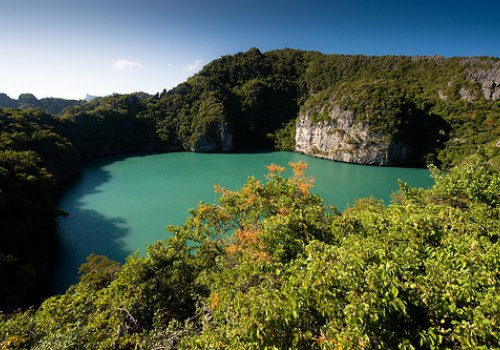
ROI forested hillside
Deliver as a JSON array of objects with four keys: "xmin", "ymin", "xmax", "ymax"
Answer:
[
  {"xmin": 143, "ymin": 48, "xmax": 499, "ymax": 166},
  {"xmin": 52, "ymin": 48, "xmax": 499, "ymax": 166},
  {"xmin": 0, "ymin": 48, "xmax": 498, "ymax": 347},
  {"xmin": 0, "ymin": 109, "xmax": 79, "ymax": 311}
]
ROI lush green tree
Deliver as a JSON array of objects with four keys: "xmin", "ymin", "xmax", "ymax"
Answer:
[
  {"xmin": 56, "ymin": 93, "xmax": 163, "ymax": 158},
  {"xmin": 0, "ymin": 108, "xmax": 78, "ymax": 311}
]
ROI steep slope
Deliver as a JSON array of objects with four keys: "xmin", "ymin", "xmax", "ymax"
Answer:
[
  {"xmin": 145, "ymin": 49, "xmax": 499, "ymax": 166},
  {"xmin": 293, "ymin": 56, "xmax": 499, "ymax": 165}
]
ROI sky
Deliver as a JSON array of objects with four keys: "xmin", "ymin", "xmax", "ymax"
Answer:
[{"xmin": 1, "ymin": 0, "xmax": 499, "ymax": 100}]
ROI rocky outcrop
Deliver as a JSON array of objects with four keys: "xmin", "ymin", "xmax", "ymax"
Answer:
[
  {"xmin": 295, "ymin": 106, "xmax": 410, "ymax": 165},
  {"xmin": 437, "ymin": 60, "xmax": 500, "ymax": 101},
  {"xmin": 459, "ymin": 87, "xmax": 477, "ymax": 101},
  {"xmin": 190, "ymin": 122, "xmax": 233, "ymax": 152},
  {"xmin": 465, "ymin": 60, "xmax": 500, "ymax": 100}
]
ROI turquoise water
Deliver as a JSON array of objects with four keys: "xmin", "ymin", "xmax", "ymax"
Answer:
[{"xmin": 52, "ymin": 151, "xmax": 433, "ymax": 292}]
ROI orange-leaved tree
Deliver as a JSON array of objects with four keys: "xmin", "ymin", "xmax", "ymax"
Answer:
[{"xmin": 168, "ymin": 161, "xmax": 337, "ymax": 264}]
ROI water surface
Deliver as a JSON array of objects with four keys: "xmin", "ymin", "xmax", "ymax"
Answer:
[{"xmin": 52, "ymin": 151, "xmax": 432, "ymax": 292}]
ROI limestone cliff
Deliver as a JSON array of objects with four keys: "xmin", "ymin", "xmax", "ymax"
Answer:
[
  {"xmin": 295, "ymin": 106, "xmax": 413, "ymax": 165},
  {"xmin": 189, "ymin": 122, "xmax": 234, "ymax": 152},
  {"xmin": 465, "ymin": 59, "xmax": 500, "ymax": 100},
  {"xmin": 440, "ymin": 60, "xmax": 500, "ymax": 101}
]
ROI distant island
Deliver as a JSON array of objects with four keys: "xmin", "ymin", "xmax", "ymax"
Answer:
[
  {"xmin": 0, "ymin": 93, "xmax": 81, "ymax": 115},
  {"xmin": 84, "ymin": 94, "xmax": 98, "ymax": 102},
  {"xmin": 0, "ymin": 48, "xmax": 498, "ymax": 349}
]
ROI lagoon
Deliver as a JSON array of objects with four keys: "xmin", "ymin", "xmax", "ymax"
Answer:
[{"xmin": 51, "ymin": 151, "xmax": 433, "ymax": 292}]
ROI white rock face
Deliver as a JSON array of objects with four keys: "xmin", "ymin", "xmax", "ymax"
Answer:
[
  {"xmin": 439, "ymin": 61, "xmax": 500, "ymax": 101},
  {"xmin": 437, "ymin": 90, "xmax": 447, "ymax": 100},
  {"xmin": 190, "ymin": 122, "xmax": 233, "ymax": 152},
  {"xmin": 459, "ymin": 87, "xmax": 476, "ymax": 101},
  {"xmin": 467, "ymin": 61, "xmax": 500, "ymax": 100},
  {"xmin": 295, "ymin": 106, "xmax": 409, "ymax": 165}
]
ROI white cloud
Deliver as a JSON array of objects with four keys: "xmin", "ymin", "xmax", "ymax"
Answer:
[
  {"xmin": 182, "ymin": 59, "xmax": 203, "ymax": 73},
  {"xmin": 112, "ymin": 59, "xmax": 143, "ymax": 71}
]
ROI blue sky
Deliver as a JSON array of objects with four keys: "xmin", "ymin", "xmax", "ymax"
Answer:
[{"xmin": 1, "ymin": 0, "xmax": 499, "ymax": 99}]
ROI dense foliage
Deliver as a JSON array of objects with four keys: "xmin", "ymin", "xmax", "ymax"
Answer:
[
  {"xmin": 56, "ymin": 93, "xmax": 163, "ymax": 158},
  {"xmin": 0, "ymin": 48, "xmax": 498, "ymax": 337},
  {"xmin": 0, "ymin": 109, "xmax": 78, "ymax": 311},
  {"xmin": 1, "ymin": 150, "xmax": 498, "ymax": 349},
  {"xmin": 143, "ymin": 48, "xmax": 305, "ymax": 151}
]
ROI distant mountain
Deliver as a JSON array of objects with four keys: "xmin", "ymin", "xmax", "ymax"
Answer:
[
  {"xmin": 84, "ymin": 94, "xmax": 98, "ymax": 102},
  {"xmin": 83, "ymin": 92, "xmax": 150, "ymax": 102},
  {"xmin": 0, "ymin": 93, "xmax": 81, "ymax": 115},
  {"xmin": 0, "ymin": 93, "xmax": 19, "ymax": 108}
]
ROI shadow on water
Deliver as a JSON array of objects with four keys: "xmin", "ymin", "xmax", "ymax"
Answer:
[{"xmin": 41, "ymin": 155, "xmax": 134, "ymax": 296}]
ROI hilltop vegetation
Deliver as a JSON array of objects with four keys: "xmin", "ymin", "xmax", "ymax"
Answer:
[
  {"xmin": 143, "ymin": 49, "xmax": 499, "ymax": 166},
  {"xmin": 56, "ymin": 93, "xmax": 161, "ymax": 158},
  {"xmin": 0, "ymin": 49, "xmax": 488, "ymax": 165},
  {"xmin": 33, "ymin": 48, "xmax": 498, "ymax": 167}
]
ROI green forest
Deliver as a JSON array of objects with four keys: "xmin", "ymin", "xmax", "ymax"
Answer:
[{"xmin": 0, "ymin": 49, "xmax": 499, "ymax": 349}]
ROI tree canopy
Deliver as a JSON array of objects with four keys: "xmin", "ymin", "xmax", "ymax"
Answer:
[{"xmin": 1, "ymin": 150, "xmax": 498, "ymax": 349}]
